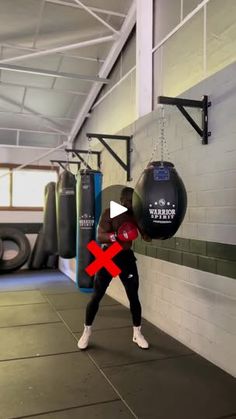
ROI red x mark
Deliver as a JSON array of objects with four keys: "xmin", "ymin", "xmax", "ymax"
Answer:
[{"xmin": 85, "ymin": 240, "xmax": 123, "ymax": 277}]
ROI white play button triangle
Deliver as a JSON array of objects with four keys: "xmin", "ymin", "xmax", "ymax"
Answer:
[{"xmin": 110, "ymin": 200, "xmax": 128, "ymax": 218}]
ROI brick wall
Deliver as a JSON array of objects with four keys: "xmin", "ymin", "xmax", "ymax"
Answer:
[{"xmin": 72, "ymin": 61, "xmax": 236, "ymax": 376}]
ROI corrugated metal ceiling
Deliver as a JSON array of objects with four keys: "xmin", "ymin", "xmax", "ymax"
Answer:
[{"xmin": 0, "ymin": 0, "xmax": 134, "ymax": 149}]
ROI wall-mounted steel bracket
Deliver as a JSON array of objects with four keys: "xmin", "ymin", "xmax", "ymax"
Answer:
[
  {"xmin": 158, "ymin": 95, "xmax": 211, "ymax": 144},
  {"xmin": 65, "ymin": 148, "xmax": 101, "ymax": 171},
  {"xmin": 86, "ymin": 133, "xmax": 133, "ymax": 181},
  {"xmin": 50, "ymin": 159, "xmax": 81, "ymax": 172}
]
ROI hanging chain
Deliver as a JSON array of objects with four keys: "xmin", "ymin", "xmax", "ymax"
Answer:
[
  {"xmin": 160, "ymin": 106, "xmax": 165, "ymax": 163},
  {"xmin": 84, "ymin": 138, "xmax": 92, "ymax": 172},
  {"xmin": 163, "ymin": 120, "xmax": 170, "ymax": 162},
  {"xmin": 148, "ymin": 136, "xmax": 159, "ymax": 164},
  {"xmin": 148, "ymin": 114, "xmax": 161, "ymax": 165},
  {"xmin": 148, "ymin": 106, "xmax": 169, "ymax": 165},
  {"xmin": 160, "ymin": 106, "xmax": 170, "ymax": 163},
  {"xmin": 63, "ymin": 148, "xmax": 73, "ymax": 174},
  {"xmin": 66, "ymin": 147, "xmax": 70, "ymax": 170}
]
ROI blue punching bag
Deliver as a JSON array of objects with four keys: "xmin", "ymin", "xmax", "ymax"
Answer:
[
  {"xmin": 76, "ymin": 170, "xmax": 102, "ymax": 292},
  {"xmin": 133, "ymin": 161, "xmax": 187, "ymax": 239}
]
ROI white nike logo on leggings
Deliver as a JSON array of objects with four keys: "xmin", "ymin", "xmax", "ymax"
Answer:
[{"xmin": 128, "ymin": 274, "xmax": 133, "ymax": 278}]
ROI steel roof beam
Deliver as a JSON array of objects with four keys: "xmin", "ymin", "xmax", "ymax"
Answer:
[
  {"xmin": 0, "ymin": 92, "xmax": 68, "ymax": 135},
  {"xmin": 0, "ymin": 144, "xmax": 62, "ymax": 150},
  {"xmin": 20, "ymin": 87, "xmax": 27, "ymax": 113},
  {"xmin": 0, "ymin": 63, "xmax": 109, "ymax": 83},
  {"xmin": 2, "ymin": 142, "xmax": 68, "ymax": 173},
  {"xmin": 0, "ymin": 35, "xmax": 116, "ymax": 65},
  {"xmin": 73, "ymin": 0, "xmax": 119, "ymax": 34},
  {"xmin": 45, "ymin": 0, "xmax": 126, "ymax": 18},
  {"xmin": 33, "ymin": 0, "xmax": 46, "ymax": 48},
  {"xmin": 0, "ymin": 80, "xmax": 87, "ymax": 96},
  {"xmin": 0, "ymin": 126, "xmax": 66, "ymax": 136},
  {"xmin": 1, "ymin": 43, "xmax": 105, "ymax": 62},
  {"xmin": 68, "ymin": 1, "xmax": 136, "ymax": 143},
  {"xmin": 0, "ymin": 110, "xmax": 75, "ymax": 121}
]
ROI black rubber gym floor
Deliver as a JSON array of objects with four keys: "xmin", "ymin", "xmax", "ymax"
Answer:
[{"xmin": 0, "ymin": 270, "xmax": 235, "ymax": 419}]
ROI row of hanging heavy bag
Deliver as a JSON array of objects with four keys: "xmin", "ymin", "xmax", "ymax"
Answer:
[
  {"xmin": 29, "ymin": 169, "xmax": 103, "ymax": 281},
  {"xmin": 29, "ymin": 159, "xmax": 187, "ymax": 286},
  {"xmin": 29, "ymin": 171, "xmax": 77, "ymax": 269}
]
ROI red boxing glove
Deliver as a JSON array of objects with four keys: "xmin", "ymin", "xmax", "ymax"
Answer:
[{"xmin": 117, "ymin": 222, "xmax": 138, "ymax": 242}]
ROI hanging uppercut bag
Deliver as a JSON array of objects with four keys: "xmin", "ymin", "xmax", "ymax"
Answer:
[
  {"xmin": 133, "ymin": 161, "xmax": 187, "ymax": 239},
  {"xmin": 132, "ymin": 107, "xmax": 187, "ymax": 239}
]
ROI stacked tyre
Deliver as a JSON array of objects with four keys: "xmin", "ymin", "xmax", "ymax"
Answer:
[{"xmin": 0, "ymin": 227, "xmax": 31, "ymax": 273}]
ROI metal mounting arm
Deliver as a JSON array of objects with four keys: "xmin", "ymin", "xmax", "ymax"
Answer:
[
  {"xmin": 158, "ymin": 95, "xmax": 211, "ymax": 144},
  {"xmin": 50, "ymin": 159, "xmax": 81, "ymax": 172},
  {"xmin": 86, "ymin": 133, "xmax": 132, "ymax": 181},
  {"xmin": 65, "ymin": 148, "xmax": 101, "ymax": 171}
]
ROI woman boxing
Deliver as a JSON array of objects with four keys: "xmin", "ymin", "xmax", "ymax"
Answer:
[{"xmin": 78, "ymin": 187, "xmax": 151, "ymax": 350}]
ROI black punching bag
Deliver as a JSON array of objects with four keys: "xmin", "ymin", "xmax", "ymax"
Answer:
[
  {"xmin": 76, "ymin": 171, "xmax": 102, "ymax": 292},
  {"xmin": 56, "ymin": 171, "xmax": 76, "ymax": 258},
  {"xmin": 29, "ymin": 228, "xmax": 48, "ymax": 269},
  {"xmin": 43, "ymin": 182, "xmax": 58, "ymax": 254},
  {"xmin": 133, "ymin": 161, "xmax": 187, "ymax": 239}
]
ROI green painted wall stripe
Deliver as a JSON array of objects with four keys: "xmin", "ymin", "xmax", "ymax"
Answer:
[{"xmin": 133, "ymin": 236, "xmax": 236, "ymax": 279}]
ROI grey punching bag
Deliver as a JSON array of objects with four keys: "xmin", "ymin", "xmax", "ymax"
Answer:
[{"xmin": 133, "ymin": 161, "xmax": 187, "ymax": 239}]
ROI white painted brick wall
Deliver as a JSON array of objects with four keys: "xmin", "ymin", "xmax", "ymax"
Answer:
[
  {"xmin": 105, "ymin": 252, "xmax": 236, "ymax": 376},
  {"xmin": 153, "ymin": 0, "xmax": 236, "ymax": 104},
  {"xmin": 115, "ymin": 254, "xmax": 236, "ymax": 376},
  {"xmin": 68, "ymin": 45, "xmax": 236, "ymax": 376}
]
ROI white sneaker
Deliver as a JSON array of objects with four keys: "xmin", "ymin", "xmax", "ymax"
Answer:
[
  {"xmin": 77, "ymin": 325, "xmax": 92, "ymax": 350},
  {"xmin": 133, "ymin": 326, "xmax": 149, "ymax": 349}
]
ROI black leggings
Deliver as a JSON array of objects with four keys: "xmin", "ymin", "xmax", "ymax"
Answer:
[{"xmin": 85, "ymin": 249, "xmax": 141, "ymax": 327}]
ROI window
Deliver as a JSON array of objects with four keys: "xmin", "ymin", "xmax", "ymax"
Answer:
[
  {"xmin": 0, "ymin": 164, "xmax": 58, "ymax": 210},
  {"xmin": 0, "ymin": 168, "xmax": 11, "ymax": 206}
]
